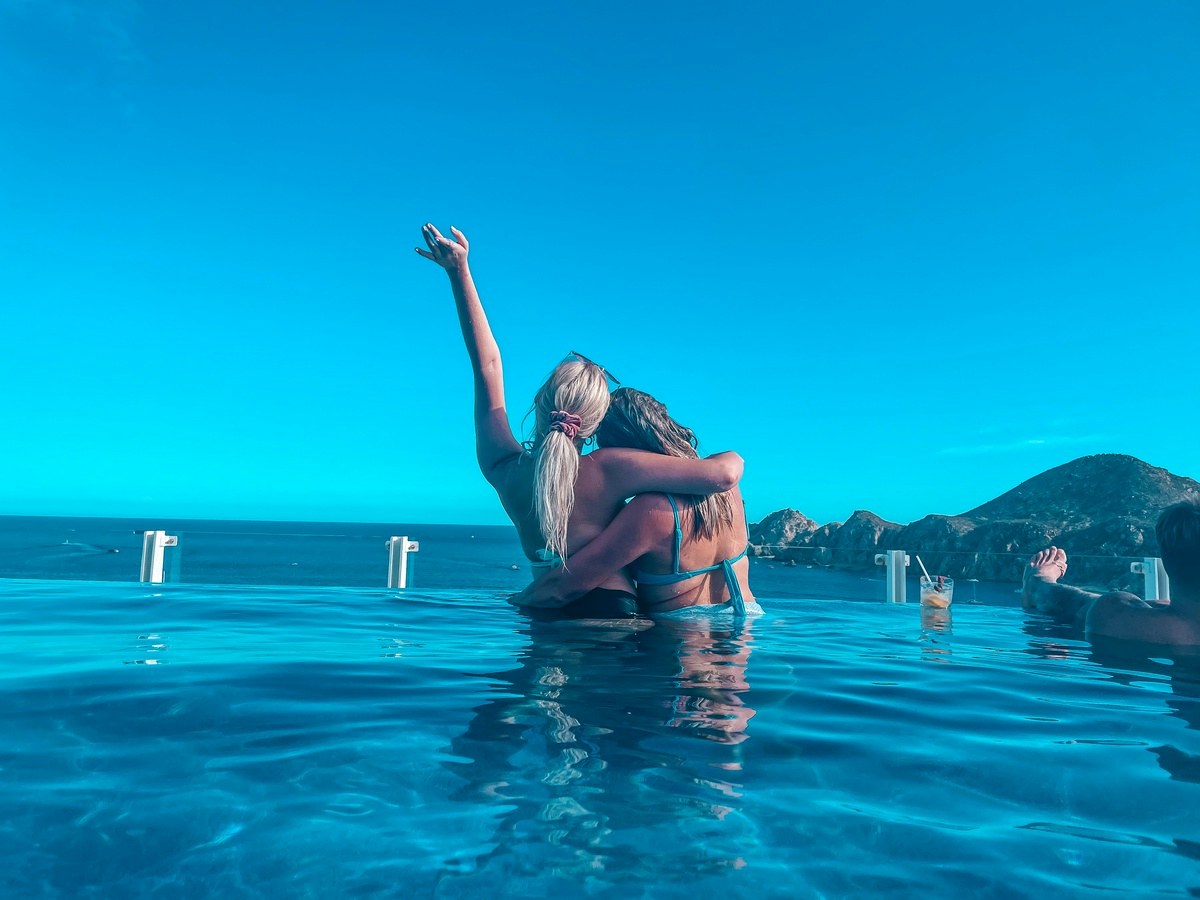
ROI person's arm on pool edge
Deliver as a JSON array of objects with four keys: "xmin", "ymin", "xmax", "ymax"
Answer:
[
  {"xmin": 416, "ymin": 224, "xmax": 523, "ymax": 484},
  {"xmin": 510, "ymin": 495, "xmax": 675, "ymax": 608}
]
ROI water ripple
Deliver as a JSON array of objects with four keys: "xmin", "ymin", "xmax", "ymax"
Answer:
[{"xmin": 2, "ymin": 581, "xmax": 1200, "ymax": 897}]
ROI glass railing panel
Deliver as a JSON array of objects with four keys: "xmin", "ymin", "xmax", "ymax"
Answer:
[
  {"xmin": 900, "ymin": 550, "xmax": 1150, "ymax": 607},
  {"xmin": 1054, "ymin": 553, "xmax": 1148, "ymax": 595},
  {"xmin": 166, "ymin": 523, "xmax": 528, "ymax": 591},
  {"xmin": 160, "ymin": 532, "xmax": 183, "ymax": 584},
  {"xmin": 0, "ymin": 516, "xmax": 143, "ymax": 582},
  {"xmin": 389, "ymin": 525, "xmax": 528, "ymax": 593},
  {"xmin": 747, "ymin": 546, "xmax": 890, "ymax": 602},
  {"xmin": 746, "ymin": 541, "xmax": 1160, "ymax": 608},
  {"xmin": 0, "ymin": 515, "xmax": 1168, "ymax": 604},
  {"xmin": 0, "ymin": 519, "xmax": 533, "ymax": 590},
  {"xmin": 161, "ymin": 529, "xmax": 382, "ymax": 587}
]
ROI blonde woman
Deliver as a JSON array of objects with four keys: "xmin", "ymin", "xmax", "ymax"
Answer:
[{"xmin": 416, "ymin": 224, "xmax": 743, "ymax": 616}]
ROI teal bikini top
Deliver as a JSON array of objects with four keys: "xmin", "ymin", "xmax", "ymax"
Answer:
[{"xmin": 634, "ymin": 495, "xmax": 749, "ymax": 616}]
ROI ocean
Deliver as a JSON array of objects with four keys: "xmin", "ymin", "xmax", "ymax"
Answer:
[{"xmin": 0, "ymin": 515, "xmax": 1020, "ymax": 605}]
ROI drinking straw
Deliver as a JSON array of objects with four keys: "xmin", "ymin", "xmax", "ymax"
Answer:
[{"xmin": 915, "ymin": 555, "xmax": 932, "ymax": 582}]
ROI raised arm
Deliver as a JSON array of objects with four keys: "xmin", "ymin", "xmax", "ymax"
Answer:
[
  {"xmin": 592, "ymin": 447, "xmax": 743, "ymax": 501},
  {"xmin": 510, "ymin": 494, "xmax": 674, "ymax": 608},
  {"xmin": 416, "ymin": 224, "xmax": 522, "ymax": 481}
]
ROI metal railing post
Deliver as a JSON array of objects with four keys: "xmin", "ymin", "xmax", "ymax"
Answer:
[
  {"xmin": 387, "ymin": 536, "xmax": 420, "ymax": 589},
  {"xmin": 1131, "ymin": 557, "xmax": 1170, "ymax": 601},
  {"xmin": 138, "ymin": 530, "xmax": 178, "ymax": 584},
  {"xmin": 875, "ymin": 550, "xmax": 909, "ymax": 603}
]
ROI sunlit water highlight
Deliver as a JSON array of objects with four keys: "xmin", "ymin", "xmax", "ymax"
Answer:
[{"xmin": 3, "ymin": 580, "xmax": 1199, "ymax": 898}]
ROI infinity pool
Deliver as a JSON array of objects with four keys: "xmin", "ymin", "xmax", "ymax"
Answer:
[{"xmin": 2, "ymin": 580, "xmax": 1198, "ymax": 898}]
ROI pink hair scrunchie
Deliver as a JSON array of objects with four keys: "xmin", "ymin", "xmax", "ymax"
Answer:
[{"xmin": 548, "ymin": 410, "xmax": 584, "ymax": 440}]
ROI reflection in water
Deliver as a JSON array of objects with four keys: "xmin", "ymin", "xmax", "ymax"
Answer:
[
  {"xmin": 1018, "ymin": 615, "xmax": 1089, "ymax": 664},
  {"xmin": 918, "ymin": 607, "xmax": 952, "ymax": 662},
  {"xmin": 920, "ymin": 607, "xmax": 952, "ymax": 634},
  {"xmin": 440, "ymin": 616, "xmax": 757, "ymax": 885},
  {"xmin": 661, "ymin": 621, "xmax": 756, "ymax": 746},
  {"xmin": 1086, "ymin": 640, "xmax": 1200, "ymax": 789},
  {"xmin": 1020, "ymin": 615, "xmax": 1200, "ymax": 866}
]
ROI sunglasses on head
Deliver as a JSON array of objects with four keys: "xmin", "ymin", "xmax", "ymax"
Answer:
[{"xmin": 567, "ymin": 351, "xmax": 621, "ymax": 390}]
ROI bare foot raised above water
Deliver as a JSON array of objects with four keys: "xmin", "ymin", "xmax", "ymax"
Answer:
[{"xmin": 1022, "ymin": 546, "xmax": 1067, "ymax": 609}]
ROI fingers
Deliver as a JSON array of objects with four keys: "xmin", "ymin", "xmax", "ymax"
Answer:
[
  {"xmin": 422, "ymin": 225, "xmax": 439, "ymax": 252},
  {"xmin": 420, "ymin": 223, "xmax": 467, "ymax": 262}
]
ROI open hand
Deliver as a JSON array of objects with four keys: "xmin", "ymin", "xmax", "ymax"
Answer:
[
  {"xmin": 508, "ymin": 582, "xmax": 564, "ymax": 608},
  {"xmin": 415, "ymin": 223, "xmax": 468, "ymax": 271}
]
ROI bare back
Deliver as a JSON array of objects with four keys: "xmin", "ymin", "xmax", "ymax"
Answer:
[
  {"xmin": 1088, "ymin": 593, "xmax": 1200, "ymax": 647},
  {"xmin": 493, "ymin": 450, "xmax": 636, "ymax": 594},
  {"xmin": 631, "ymin": 487, "xmax": 755, "ymax": 613},
  {"xmin": 508, "ymin": 481, "xmax": 755, "ymax": 614}
]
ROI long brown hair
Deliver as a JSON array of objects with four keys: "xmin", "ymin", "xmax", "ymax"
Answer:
[{"xmin": 595, "ymin": 387, "xmax": 735, "ymax": 540}]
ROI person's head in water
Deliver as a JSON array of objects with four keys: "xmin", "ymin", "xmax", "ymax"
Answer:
[
  {"xmin": 529, "ymin": 358, "xmax": 611, "ymax": 561},
  {"xmin": 1157, "ymin": 501, "xmax": 1200, "ymax": 596},
  {"xmin": 596, "ymin": 387, "xmax": 735, "ymax": 540}
]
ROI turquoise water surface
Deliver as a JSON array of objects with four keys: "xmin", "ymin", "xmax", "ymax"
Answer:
[{"xmin": 3, "ymin": 579, "xmax": 1199, "ymax": 898}]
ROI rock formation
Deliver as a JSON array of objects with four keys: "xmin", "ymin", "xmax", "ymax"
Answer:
[
  {"xmin": 750, "ymin": 454, "xmax": 1199, "ymax": 590},
  {"xmin": 747, "ymin": 508, "xmax": 819, "ymax": 547}
]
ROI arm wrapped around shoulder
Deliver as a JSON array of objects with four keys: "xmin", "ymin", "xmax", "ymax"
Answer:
[{"xmin": 707, "ymin": 451, "xmax": 743, "ymax": 492}]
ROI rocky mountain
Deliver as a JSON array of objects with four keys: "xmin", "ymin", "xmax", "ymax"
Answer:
[
  {"xmin": 750, "ymin": 455, "xmax": 1199, "ymax": 590},
  {"xmin": 748, "ymin": 509, "xmax": 819, "ymax": 546}
]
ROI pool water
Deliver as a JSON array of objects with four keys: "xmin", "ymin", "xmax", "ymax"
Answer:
[{"xmin": 3, "ymin": 580, "xmax": 1199, "ymax": 898}]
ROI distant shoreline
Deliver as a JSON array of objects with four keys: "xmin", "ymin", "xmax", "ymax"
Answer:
[{"xmin": 0, "ymin": 513, "xmax": 519, "ymax": 532}]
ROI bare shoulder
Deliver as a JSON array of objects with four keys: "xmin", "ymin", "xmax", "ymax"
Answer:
[
  {"xmin": 1086, "ymin": 592, "xmax": 1185, "ymax": 642},
  {"xmin": 1093, "ymin": 590, "xmax": 1151, "ymax": 610},
  {"xmin": 587, "ymin": 447, "xmax": 647, "ymax": 469},
  {"xmin": 1087, "ymin": 591, "xmax": 1150, "ymax": 623},
  {"xmin": 623, "ymin": 492, "xmax": 677, "ymax": 529}
]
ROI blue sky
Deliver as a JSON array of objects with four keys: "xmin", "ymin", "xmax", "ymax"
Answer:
[{"xmin": 1, "ymin": 0, "xmax": 1197, "ymax": 527}]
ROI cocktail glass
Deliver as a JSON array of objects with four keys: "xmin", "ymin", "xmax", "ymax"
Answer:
[{"xmin": 919, "ymin": 575, "xmax": 954, "ymax": 608}]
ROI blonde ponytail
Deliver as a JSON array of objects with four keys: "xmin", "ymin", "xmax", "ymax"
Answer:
[
  {"xmin": 534, "ymin": 430, "xmax": 582, "ymax": 562},
  {"xmin": 529, "ymin": 359, "xmax": 611, "ymax": 560}
]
